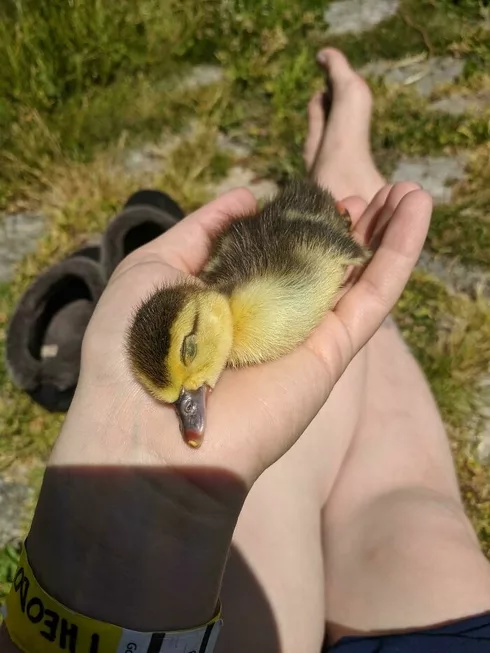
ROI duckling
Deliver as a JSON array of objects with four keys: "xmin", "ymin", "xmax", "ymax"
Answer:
[{"xmin": 127, "ymin": 178, "xmax": 369, "ymax": 448}]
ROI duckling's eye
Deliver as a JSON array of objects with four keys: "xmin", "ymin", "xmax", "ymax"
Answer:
[{"xmin": 181, "ymin": 334, "xmax": 198, "ymax": 366}]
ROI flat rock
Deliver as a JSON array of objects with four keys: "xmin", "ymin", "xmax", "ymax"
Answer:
[
  {"xmin": 416, "ymin": 250, "xmax": 490, "ymax": 298},
  {"xmin": 123, "ymin": 122, "xmax": 253, "ymax": 177},
  {"xmin": 177, "ymin": 65, "xmax": 224, "ymax": 92},
  {"xmin": 0, "ymin": 479, "xmax": 32, "ymax": 548},
  {"xmin": 213, "ymin": 166, "xmax": 278, "ymax": 201},
  {"xmin": 123, "ymin": 121, "xmax": 201, "ymax": 175},
  {"xmin": 429, "ymin": 91, "xmax": 490, "ymax": 116},
  {"xmin": 391, "ymin": 156, "xmax": 466, "ymax": 204},
  {"xmin": 477, "ymin": 430, "xmax": 490, "ymax": 464},
  {"xmin": 216, "ymin": 133, "xmax": 251, "ymax": 158},
  {"xmin": 123, "ymin": 146, "xmax": 164, "ymax": 175},
  {"xmin": 362, "ymin": 56, "xmax": 464, "ymax": 96},
  {"xmin": 324, "ymin": 0, "xmax": 399, "ymax": 34},
  {"xmin": 476, "ymin": 376, "xmax": 490, "ymax": 463},
  {"xmin": 0, "ymin": 212, "xmax": 45, "ymax": 283}
]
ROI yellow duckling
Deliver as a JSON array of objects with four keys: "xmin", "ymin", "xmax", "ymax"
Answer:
[{"xmin": 127, "ymin": 179, "xmax": 369, "ymax": 448}]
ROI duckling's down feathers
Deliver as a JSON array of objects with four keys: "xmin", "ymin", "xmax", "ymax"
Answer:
[
  {"xmin": 200, "ymin": 178, "xmax": 366, "ymax": 292},
  {"xmin": 127, "ymin": 284, "xmax": 195, "ymax": 390},
  {"xmin": 126, "ymin": 179, "xmax": 369, "ymax": 402}
]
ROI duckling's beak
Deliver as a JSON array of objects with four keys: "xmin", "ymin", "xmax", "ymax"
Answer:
[{"xmin": 174, "ymin": 386, "xmax": 209, "ymax": 449}]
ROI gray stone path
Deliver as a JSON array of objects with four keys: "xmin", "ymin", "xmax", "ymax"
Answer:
[
  {"xmin": 361, "ymin": 56, "xmax": 464, "ymax": 96},
  {"xmin": 391, "ymin": 155, "xmax": 467, "ymax": 204},
  {"xmin": 177, "ymin": 65, "xmax": 224, "ymax": 92},
  {"xmin": 429, "ymin": 90, "xmax": 490, "ymax": 116},
  {"xmin": 0, "ymin": 212, "xmax": 45, "ymax": 283},
  {"xmin": 0, "ymin": 479, "xmax": 32, "ymax": 548},
  {"xmin": 416, "ymin": 250, "xmax": 490, "ymax": 299},
  {"xmin": 325, "ymin": 0, "xmax": 399, "ymax": 34}
]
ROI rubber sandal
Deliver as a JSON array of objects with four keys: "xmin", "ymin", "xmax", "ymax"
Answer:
[
  {"xmin": 101, "ymin": 189, "xmax": 185, "ymax": 280},
  {"xmin": 6, "ymin": 254, "xmax": 105, "ymax": 412}
]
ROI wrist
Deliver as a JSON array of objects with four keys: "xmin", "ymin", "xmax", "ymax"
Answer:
[
  {"xmin": 25, "ymin": 397, "xmax": 247, "ymax": 631},
  {"xmin": 27, "ymin": 464, "xmax": 243, "ymax": 631},
  {"xmin": 57, "ymin": 373, "xmax": 259, "ymax": 491}
]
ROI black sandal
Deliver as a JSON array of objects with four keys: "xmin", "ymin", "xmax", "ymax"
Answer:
[
  {"xmin": 6, "ymin": 253, "xmax": 105, "ymax": 412},
  {"xmin": 101, "ymin": 189, "xmax": 185, "ymax": 280}
]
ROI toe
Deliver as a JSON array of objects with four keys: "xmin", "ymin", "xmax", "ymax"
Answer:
[
  {"xmin": 317, "ymin": 48, "xmax": 354, "ymax": 85},
  {"xmin": 308, "ymin": 91, "xmax": 325, "ymax": 123},
  {"xmin": 304, "ymin": 91, "xmax": 325, "ymax": 169},
  {"xmin": 317, "ymin": 47, "xmax": 372, "ymax": 106}
]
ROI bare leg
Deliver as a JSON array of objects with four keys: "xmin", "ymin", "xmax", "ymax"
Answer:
[
  {"xmin": 305, "ymin": 49, "xmax": 384, "ymax": 203},
  {"xmin": 310, "ymin": 49, "xmax": 490, "ymax": 644},
  {"xmin": 323, "ymin": 317, "xmax": 490, "ymax": 643}
]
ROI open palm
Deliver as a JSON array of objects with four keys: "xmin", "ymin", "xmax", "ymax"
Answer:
[{"xmin": 64, "ymin": 182, "xmax": 431, "ymax": 488}]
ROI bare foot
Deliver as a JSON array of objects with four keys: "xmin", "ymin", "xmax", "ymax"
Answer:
[{"xmin": 305, "ymin": 48, "xmax": 385, "ymax": 203}]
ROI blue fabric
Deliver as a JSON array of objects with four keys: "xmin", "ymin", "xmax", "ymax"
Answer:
[{"xmin": 327, "ymin": 612, "xmax": 490, "ymax": 652}]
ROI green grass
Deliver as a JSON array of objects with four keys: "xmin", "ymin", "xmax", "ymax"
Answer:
[
  {"xmin": 428, "ymin": 201, "xmax": 490, "ymax": 268},
  {"xmin": 327, "ymin": 0, "xmax": 483, "ymax": 65},
  {"xmin": 0, "ymin": 0, "xmax": 326, "ymax": 206},
  {"xmin": 371, "ymin": 85, "xmax": 490, "ymax": 153},
  {"xmin": 1, "ymin": 0, "xmax": 490, "ymax": 200},
  {"xmin": 424, "ymin": 143, "xmax": 490, "ymax": 268},
  {"xmin": 1, "ymin": 0, "xmax": 490, "ymax": 602},
  {"xmin": 0, "ymin": 543, "xmax": 21, "ymax": 602},
  {"xmin": 395, "ymin": 272, "xmax": 490, "ymax": 430}
]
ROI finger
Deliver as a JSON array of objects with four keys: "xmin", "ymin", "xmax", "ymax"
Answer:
[
  {"xmin": 333, "ymin": 195, "xmax": 369, "ymax": 291},
  {"xmin": 369, "ymin": 182, "xmax": 422, "ymax": 250},
  {"xmin": 334, "ymin": 189, "xmax": 432, "ymax": 352},
  {"xmin": 304, "ymin": 91, "xmax": 326, "ymax": 168},
  {"xmin": 353, "ymin": 184, "xmax": 391, "ymax": 244},
  {"xmin": 346, "ymin": 182, "xmax": 424, "ymax": 289},
  {"xmin": 354, "ymin": 182, "xmax": 420, "ymax": 247},
  {"xmin": 119, "ymin": 188, "xmax": 257, "ymax": 275}
]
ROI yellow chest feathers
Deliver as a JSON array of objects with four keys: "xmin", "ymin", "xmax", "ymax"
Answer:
[{"xmin": 227, "ymin": 252, "xmax": 346, "ymax": 367}]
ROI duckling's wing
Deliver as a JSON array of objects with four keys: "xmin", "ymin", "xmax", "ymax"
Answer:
[
  {"xmin": 270, "ymin": 178, "xmax": 351, "ymax": 233},
  {"xmin": 259, "ymin": 178, "xmax": 369, "ymax": 264},
  {"xmin": 199, "ymin": 209, "xmax": 283, "ymax": 290},
  {"xmin": 200, "ymin": 178, "xmax": 368, "ymax": 290}
]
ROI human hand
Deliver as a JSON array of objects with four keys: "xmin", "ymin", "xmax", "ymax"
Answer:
[{"xmin": 56, "ymin": 181, "xmax": 431, "ymax": 491}]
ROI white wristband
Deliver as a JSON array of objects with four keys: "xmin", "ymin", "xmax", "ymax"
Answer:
[{"xmin": 1, "ymin": 543, "xmax": 223, "ymax": 653}]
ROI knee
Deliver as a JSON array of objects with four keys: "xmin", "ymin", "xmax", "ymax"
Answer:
[{"xmin": 355, "ymin": 487, "xmax": 481, "ymax": 570}]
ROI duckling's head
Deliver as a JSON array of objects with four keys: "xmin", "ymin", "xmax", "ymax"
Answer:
[{"xmin": 127, "ymin": 284, "xmax": 233, "ymax": 447}]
